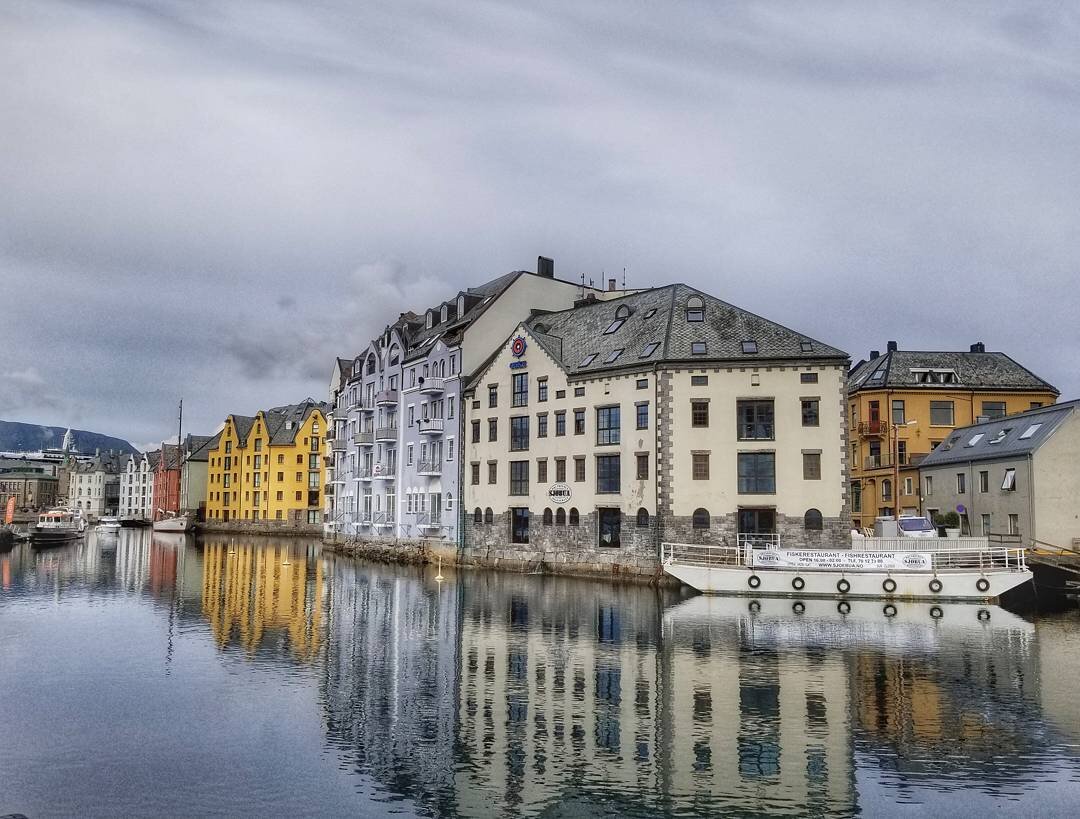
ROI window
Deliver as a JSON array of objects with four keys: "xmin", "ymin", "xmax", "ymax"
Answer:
[
  {"xmin": 979, "ymin": 471, "xmax": 989, "ymax": 492},
  {"xmin": 488, "ymin": 418, "xmax": 497, "ymax": 442},
  {"xmin": 580, "ymin": 353, "xmax": 598, "ymax": 367},
  {"xmin": 604, "ymin": 318, "xmax": 625, "ymax": 334},
  {"xmin": 738, "ymin": 452, "xmax": 775, "ymax": 494},
  {"xmin": 555, "ymin": 411, "xmax": 566, "ymax": 436},
  {"xmin": 598, "ymin": 508, "xmax": 621, "ymax": 548},
  {"xmin": 510, "ymin": 461, "xmax": 529, "ymax": 495},
  {"xmin": 692, "ymin": 453, "xmax": 709, "ymax": 480},
  {"xmin": 1002, "ymin": 468, "xmax": 1016, "ymax": 491},
  {"xmin": 925, "ymin": 475, "xmax": 933, "ymax": 496},
  {"xmin": 988, "ymin": 428, "xmax": 1011, "ymax": 445},
  {"xmin": 803, "ymin": 452, "xmax": 821, "ymax": 480},
  {"xmin": 881, "ymin": 479, "xmax": 892, "ymax": 501},
  {"xmin": 691, "ymin": 400, "xmax": 709, "ymax": 428},
  {"xmin": 692, "ymin": 508, "xmax": 710, "ymax": 529},
  {"xmin": 981, "ymin": 401, "xmax": 1006, "ymax": 420},
  {"xmin": 488, "ymin": 462, "xmax": 497, "ymax": 484},
  {"xmin": 574, "ymin": 457, "xmax": 586, "ymax": 483},
  {"xmin": 538, "ymin": 379, "xmax": 548, "ymax": 402},
  {"xmin": 1019, "ymin": 423, "xmax": 1042, "ymax": 440},
  {"xmin": 741, "ymin": 340, "xmax": 758, "ymax": 354},
  {"xmin": 640, "ymin": 342, "xmax": 660, "ymax": 358},
  {"xmin": 574, "ymin": 386, "xmax": 585, "ymax": 397},
  {"xmin": 851, "ymin": 481, "xmax": 862, "ymax": 513},
  {"xmin": 510, "ymin": 416, "xmax": 529, "ymax": 451},
  {"xmin": 691, "ymin": 375, "xmax": 708, "ymax": 386},
  {"xmin": 473, "ymin": 507, "xmax": 483, "ymax": 524},
  {"xmin": 511, "ymin": 508, "xmax": 529, "ymax": 543},
  {"xmin": 804, "ymin": 509, "xmax": 823, "ymax": 531},
  {"xmin": 555, "ymin": 389, "xmax": 565, "ymax": 399},
  {"xmin": 930, "ymin": 401, "xmax": 954, "ymax": 426},
  {"xmin": 569, "ymin": 507, "xmax": 579, "ymax": 526},
  {"xmin": 981, "ymin": 513, "xmax": 991, "ymax": 535},
  {"xmin": 800, "ymin": 372, "xmax": 818, "ymax": 384},
  {"xmin": 686, "ymin": 296, "xmax": 704, "ymax": 322},
  {"xmin": 636, "ymin": 508, "xmax": 649, "ymax": 528},
  {"xmin": 537, "ymin": 459, "xmax": 548, "ymax": 483},
  {"xmin": 801, "ymin": 399, "xmax": 819, "ymax": 427},
  {"xmin": 488, "ymin": 385, "xmax": 498, "ymax": 408},
  {"xmin": 574, "ymin": 409, "xmax": 585, "ymax": 435},
  {"xmin": 636, "ymin": 403, "xmax": 649, "ymax": 429},
  {"xmin": 737, "ymin": 400, "xmax": 774, "ymax": 440},
  {"xmin": 691, "ymin": 342, "xmax": 707, "ymax": 355},
  {"xmin": 1007, "ymin": 513, "xmax": 1020, "ymax": 535},
  {"xmin": 556, "ymin": 508, "xmax": 566, "ymax": 525},
  {"xmin": 956, "ymin": 473, "xmax": 966, "ymax": 494},
  {"xmin": 891, "ymin": 399, "xmax": 905, "ymax": 424},
  {"xmin": 512, "ymin": 373, "xmax": 528, "ymax": 407},
  {"xmin": 636, "ymin": 453, "xmax": 649, "ymax": 480},
  {"xmin": 537, "ymin": 414, "xmax": 548, "ymax": 438},
  {"xmin": 471, "ymin": 420, "xmax": 480, "ymax": 443},
  {"xmin": 596, "ymin": 406, "xmax": 620, "ymax": 445},
  {"xmin": 555, "ymin": 458, "xmax": 566, "ymax": 482},
  {"xmin": 966, "ymin": 433, "xmax": 985, "ymax": 447},
  {"xmin": 903, "ymin": 477, "xmax": 913, "ymax": 495},
  {"xmin": 636, "ymin": 378, "xmax": 648, "ymax": 389},
  {"xmin": 543, "ymin": 508, "xmax": 553, "ymax": 525},
  {"xmin": 471, "ymin": 463, "xmax": 480, "ymax": 485}
]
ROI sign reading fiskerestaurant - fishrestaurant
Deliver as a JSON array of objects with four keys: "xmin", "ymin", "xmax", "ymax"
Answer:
[{"xmin": 751, "ymin": 550, "xmax": 933, "ymax": 572}]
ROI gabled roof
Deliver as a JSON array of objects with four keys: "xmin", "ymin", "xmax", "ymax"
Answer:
[
  {"xmin": 147, "ymin": 449, "xmax": 162, "ymax": 469},
  {"xmin": 228, "ymin": 415, "xmax": 258, "ymax": 447},
  {"xmin": 265, "ymin": 400, "xmax": 331, "ymax": 446},
  {"xmin": 516, "ymin": 283, "xmax": 846, "ymax": 378},
  {"xmin": 184, "ymin": 434, "xmax": 218, "ymax": 462},
  {"xmin": 919, "ymin": 400, "xmax": 1078, "ymax": 468},
  {"xmin": 849, "ymin": 349, "xmax": 1057, "ymax": 395}
]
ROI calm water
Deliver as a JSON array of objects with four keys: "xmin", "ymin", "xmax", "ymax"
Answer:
[{"xmin": 1, "ymin": 531, "xmax": 1078, "ymax": 817}]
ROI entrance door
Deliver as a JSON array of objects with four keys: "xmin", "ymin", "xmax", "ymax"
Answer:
[
  {"xmin": 738, "ymin": 508, "xmax": 777, "ymax": 547},
  {"xmin": 868, "ymin": 401, "xmax": 881, "ymax": 434}
]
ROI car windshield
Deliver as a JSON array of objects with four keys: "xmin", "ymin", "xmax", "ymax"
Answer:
[{"xmin": 899, "ymin": 518, "xmax": 934, "ymax": 532}]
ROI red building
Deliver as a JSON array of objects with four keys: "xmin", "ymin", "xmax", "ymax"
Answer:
[{"xmin": 152, "ymin": 444, "xmax": 181, "ymax": 521}]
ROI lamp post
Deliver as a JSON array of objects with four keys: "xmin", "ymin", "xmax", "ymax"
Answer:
[{"xmin": 893, "ymin": 419, "xmax": 918, "ymax": 517}]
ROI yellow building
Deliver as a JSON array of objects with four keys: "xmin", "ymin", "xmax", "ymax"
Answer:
[
  {"xmin": 847, "ymin": 342, "xmax": 1056, "ymax": 530},
  {"xmin": 205, "ymin": 400, "xmax": 331, "ymax": 524}
]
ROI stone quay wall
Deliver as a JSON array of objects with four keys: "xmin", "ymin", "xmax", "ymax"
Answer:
[{"xmin": 198, "ymin": 520, "xmax": 323, "ymax": 537}]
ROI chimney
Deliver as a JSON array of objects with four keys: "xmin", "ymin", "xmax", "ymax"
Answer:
[
  {"xmin": 887, "ymin": 340, "xmax": 898, "ymax": 352},
  {"xmin": 970, "ymin": 342, "xmax": 985, "ymax": 353},
  {"xmin": 607, "ymin": 278, "xmax": 616, "ymax": 292},
  {"xmin": 537, "ymin": 256, "xmax": 554, "ymax": 278},
  {"xmin": 869, "ymin": 350, "xmax": 880, "ymax": 360}
]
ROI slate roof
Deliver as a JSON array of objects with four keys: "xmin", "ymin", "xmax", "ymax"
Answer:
[
  {"xmin": 159, "ymin": 443, "xmax": 181, "ymax": 470},
  {"xmin": 514, "ymin": 283, "xmax": 847, "ymax": 379},
  {"xmin": 849, "ymin": 349, "xmax": 1057, "ymax": 394},
  {"xmin": 147, "ymin": 449, "xmax": 161, "ymax": 469},
  {"xmin": 229, "ymin": 415, "xmax": 258, "ymax": 447},
  {"xmin": 918, "ymin": 400, "xmax": 1079, "ymax": 468},
  {"xmin": 184, "ymin": 434, "xmax": 218, "ymax": 462},
  {"xmin": 264, "ymin": 399, "xmax": 331, "ymax": 445}
]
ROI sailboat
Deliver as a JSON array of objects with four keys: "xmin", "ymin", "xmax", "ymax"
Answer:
[{"xmin": 153, "ymin": 399, "xmax": 194, "ymax": 533}]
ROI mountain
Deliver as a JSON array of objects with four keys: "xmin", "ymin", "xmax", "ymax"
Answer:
[{"xmin": 0, "ymin": 420, "xmax": 139, "ymax": 456}]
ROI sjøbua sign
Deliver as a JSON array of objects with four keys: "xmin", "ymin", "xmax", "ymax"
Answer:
[
  {"xmin": 751, "ymin": 550, "xmax": 933, "ymax": 572},
  {"xmin": 548, "ymin": 483, "xmax": 571, "ymax": 504}
]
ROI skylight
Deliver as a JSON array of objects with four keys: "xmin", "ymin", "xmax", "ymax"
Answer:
[
  {"xmin": 639, "ymin": 342, "xmax": 660, "ymax": 358},
  {"xmin": 800, "ymin": 340, "xmax": 813, "ymax": 352},
  {"xmin": 604, "ymin": 348, "xmax": 624, "ymax": 364},
  {"xmin": 965, "ymin": 433, "xmax": 985, "ymax": 447},
  {"xmin": 741, "ymin": 340, "xmax": 759, "ymax": 354},
  {"xmin": 580, "ymin": 353, "xmax": 597, "ymax": 367},
  {"xmin": 643, "ymin": 309, "xmax": 657, "ymax": 319},
  {"xmin": 1019, "ymin": 423, "xmax": 1042, "ymax": 440},
  {"xmin": 604, "ymin": 319, "xmax": 625, "ymax": 334},
  {"xmin": 988, "ymin": 428, "xmax": 1011, "ymax": 444},
  {"xmin": 691, "ymin": 342, "xmax": 706, "ymax": 355}
]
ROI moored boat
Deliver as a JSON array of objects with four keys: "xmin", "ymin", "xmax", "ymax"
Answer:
[
  {"xmin": 30, "ymin": 508, "xmax": 87, "ymax": 547},
  {"xmin": 153, "ymin": 513, "xmax": 193, "ymax": 533},
  {"xmin": 661, "ymin": 535, "xmax": 1032, "ymax": 602},
  {"xmin": 98, "ymin": 516, "xmax": 121, "ymax": 531}
]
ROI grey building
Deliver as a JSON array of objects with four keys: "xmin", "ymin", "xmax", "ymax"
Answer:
[{"xmin": 918, "ymin": 400, "xmax": 1080, "ymax": 548}]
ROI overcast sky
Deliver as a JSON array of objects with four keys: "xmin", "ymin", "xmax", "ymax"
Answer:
[{"xmin": 2, "ymin": 0, "xmax": 1078, "ymax": 448}]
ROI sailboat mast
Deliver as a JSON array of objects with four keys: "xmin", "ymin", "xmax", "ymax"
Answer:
[{"xmin": 177, "ymin": 398, "xmax": 183, "ymax": 512}]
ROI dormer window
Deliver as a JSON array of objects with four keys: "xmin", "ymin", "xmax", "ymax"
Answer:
[
  {"xmin": 426, "ymin": 310, "xmax": 434, "ymax": 329},
  {"xmin": 441, "ymin": 304, "xmax": 448, "ymax": 323},
  {"xmin": 457, "ymin": 294, "xmax": 466, "ymax": 314},
  {"xmin": 686, "ymin": 296, "xmax": 705, "ymax": 322},
  {"xmin": 741, "ymin": 340, "xmax": 759, "ymax": 354}
]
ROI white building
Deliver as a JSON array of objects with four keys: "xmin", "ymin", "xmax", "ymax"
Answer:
[
  {"xmin": 70, "ymin": 454, "xmax": 123, "ymax": 518},
  {"xmin": 119, "ymin": 450, "xmax": 158, "ymax": 522}
]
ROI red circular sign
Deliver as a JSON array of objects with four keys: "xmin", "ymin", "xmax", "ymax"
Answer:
[{"xmin": 511, "ymin": 336, "xmax": 527, "ymax": 357}]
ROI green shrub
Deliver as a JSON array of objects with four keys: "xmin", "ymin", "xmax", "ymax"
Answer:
[{"xmin": 943, "ymin": 511, "xmax": 961, "ymax": 528}]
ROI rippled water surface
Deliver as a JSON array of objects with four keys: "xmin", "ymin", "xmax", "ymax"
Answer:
[{"xmin": 1, "ymin": 530, "xmax": 1079, "ymax": 817}]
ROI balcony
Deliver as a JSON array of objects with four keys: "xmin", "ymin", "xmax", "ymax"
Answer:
[
  {"xmin": 417, "ymin": 417, "xmax": 444, "ymax": 436},
  {"xmin": 375, "ymin": 426, "xmax": 398, "ymax": 442},
  {"xmin": 416, "ymin": 460, "xmax": 442, "ymax": 477},
  {"xmin": 863, "ymin": 455, "xmax": 895, "ymax": 470},
  {"xmin": 375, "ymin": 389, "xmax": 399, "ymax": 407},
  {"xmin": 355, "ymin": 431, "xmax": 374, "ymax": 446},
  {"xmin": 358, "ymin": 467, "xmax": 373, "ymax": 481},
  {"xmin": 856, "ymin": 420, "xmax": 890, "ymax": 438},
  {"xmin": 373, "ymin": 511, "xmax": 393, "ymax": 527},
  {"xmin": 373, "ymin": 463, "xmax": 396, "ymax": 479},
  {"xmin": 331, "ymin": 436, "xmax": 347, "ymax": 452},
  {"xmin": 414, "ymin": 512, "xmax": 443, "ymax": 531},
  {"xmin": 419, "ymin": 377, "xmax": 445, "ymax": 395}
]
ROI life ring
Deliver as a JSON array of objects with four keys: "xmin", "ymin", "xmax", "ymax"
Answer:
[
  {"xmin": 882, "ymin": 578, "xmax": 897, "ymax": 594},
  {"xmin": 883, "ymin": 604, "xmax": 897, "ymax": 618},
  {"xmin": 976, "ymin": 577, "xmax": 990, "ymax": 593},
  {"xmin": 747, "ymin": 574, "xmax": 761, "ymax": 589},
  {"xmin": 792, "ymin": 576, "xmax": 806, "ymax": 591},
  {"xmin": 977, "ymin": 608, "xmax": 991, "ymax": 621},
  {"xmin": 837, "ymin": 600, "xmax": 851, "ymax": 615},
  {"xmin": 930, "ymin": 606, "xmax": 944, "ymax": 620},
  {"xmin": 929, "ymin": 578, "xmax": 943, "ymax": 594},
  {"xmin": 836, "ymin": 578, "xmax": 851, "ymax": 595},
  {"xmin": 749, "ymin": 600, "xmax": 761, "ymax": 613},
  {"xmin": 792, "ymin": 601, "xmax": 805, "ymax": 614}
]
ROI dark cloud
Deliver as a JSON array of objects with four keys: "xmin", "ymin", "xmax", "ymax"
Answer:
[{"xmin": 2, "ymin": 0, "xmax": 1078, "ymax": 444}]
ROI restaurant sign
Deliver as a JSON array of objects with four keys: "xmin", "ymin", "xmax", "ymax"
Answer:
[{"xmin": 751, "ymin": 550, "xmax": 933, "ymax": 572}]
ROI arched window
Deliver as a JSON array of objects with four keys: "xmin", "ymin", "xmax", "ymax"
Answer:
[
  {"xmin": 882, "ymin": 479, "xmax": 893, "ymax": 502},
  {"xmin": 692, "ymin": 508, "xmax": 710, "ymax": 529},
  {"xmin": 556, "ymin": 508, "xmax": 566, "ymax": 525},
  {"xmin": 686, "ymin": 295, "xmax": 705, "ymax": 322},
  {"xmin": 543, "ymin": 508, "xmax": 553, "ymax": 526},
  {"xmin": 366, "ymin": 354, "xmax": 377, "ymax": 375},
  {"xmin": 445, "ymin": 492, "xmax": 453, "ymax": 511},
  {"xmin": 804, "ymin": 508, "xmax": 823, "ymax": 531},
  {"xmin": 473, "ymin": 508, "xmax": 482, "ymax": 524},
  {"xmin": 569, "ymin": 507, "xmax": 579, "ymax": 526},
  {"xmin": 484, "ymin": 507, "xmax": 493, "ymax": 524},
  {"xmin": 636, "ymin": 508, "xmax": 650, "ymax": 528},
  {"xmin": 616, "ymin": 304, "xmax": 631, "ymax": 319}
]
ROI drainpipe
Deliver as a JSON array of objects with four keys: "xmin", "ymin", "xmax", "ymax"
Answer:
[{"xmin": 1027, "ymin": 452, "xmax": 1036, "ymax": 546}]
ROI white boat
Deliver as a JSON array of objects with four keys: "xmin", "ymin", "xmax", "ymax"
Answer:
[
  {"xmin": 661, "ymin": 535, "xmax": 1032, "ymax": 602},
  {"xmin": 97, "ymin": 516, "xmax": 121, "ymax": 531},
  {"xmin": 153, "ymin": 513, "xmax": 193, "ymax": 533},
  {"xmin": 30, "ymin": 508, "xmax": 88, "ymax": 547}
]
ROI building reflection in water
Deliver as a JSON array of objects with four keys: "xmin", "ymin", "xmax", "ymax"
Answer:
[{"xmin": 200, "ymin": 537, "xmax": 324, "ymax": 661}]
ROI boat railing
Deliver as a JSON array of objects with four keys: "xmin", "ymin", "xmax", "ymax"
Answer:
[
  {"xmin": 661, "ymin": 541, "xmax": 743, "ymax": 568},
  {"xmin": 858, "ymin": 536, "xmax": 992, "ymax": 552}
]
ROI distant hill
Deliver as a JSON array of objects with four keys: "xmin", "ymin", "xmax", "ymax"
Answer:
[{"xmin": 0, "ymin": 420, "xmax": 139, "ymax": 456}]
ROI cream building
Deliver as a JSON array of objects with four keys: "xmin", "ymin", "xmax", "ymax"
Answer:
[
  {"xmin": 119, "ymin": 450, "xmax": 157, "ymax": 522},
  {"xmin": 463, "ymin": 284, "xmax": 850, "ymax": 574}
]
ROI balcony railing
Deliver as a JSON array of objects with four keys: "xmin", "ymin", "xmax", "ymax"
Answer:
[
  {"xmin": 356, "ymin": 431, "xmax": 374, "ymax": 446},
  {"xmin": 373, "ymin": 511, "xmax": 393, "ymax": 526},
  {"xmin": 357, "ymin": 467, "xmax": 373, "ymax": 481},
  {"xmin": 857, "ymin": 420, "xmax": 890, "ymax": 437},
  {"xmin": 331, "ymin": 437, "xmax": 347, "ymax": 452},
  {"xmin": 373, "ymin": 464, "xmax": 396, "ymax": 479},
  {"xmin": 863, "ymin": 455, "xmax": 894, "ymax": 470},
  {"xmin": 414, "ymin": 511, "xmax": 443, "ymax": 528},
  {"xmin": 375, "ymin": 389, "xmax": 399, "ymax": 406},
  {"xmin": 416, "ymin": 460, "xmax": 441, "ymax": 477},
  {"xmin": 375, "ymin": 426, "xmax": 398, "ymax": 442},
  {"xmin": 419, "ymin": 377, "xmax": 445, "ymax": 395},
  {"xmin": 417, "ymin": 417, "xmax": 444, "ymax": 435}
]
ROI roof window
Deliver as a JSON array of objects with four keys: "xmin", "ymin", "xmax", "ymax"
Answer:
[
  {"xmin": 942, "ymin": 435, "xmax": 960, "ymax": 451},
  {"xmin": 988, "ymin": 428, "xmax": 1012, "ymax": 445},
  {"xmin": 691, "ymin": 342, "xmax": 707, "ymax": 355},
  {"xmin": 965, "ymin": 433, "xmax": 985, "ymax": 447},
  {"xmin": 643, "ymin": 308, "xmax": 657, "ymax": 319},
  {"xmin": 800, "ymin": 340, "xmax": 813, "ymax": 352},
  {"xmin": 580, "ymin": 353, "xmax": 597, "ymax": 367},
  {"xmin": 604, "ymin": 319, "xmax": 625, "ymax": 334},
  {"xmin": 604, "ymin": 348, "xmax": 624, "ymax": 364},
  {"xmin": 686, "ymin": 296, "xmax": 704, "ymax": 322},
  {"xmin": 640, "ymin": 342, "xmax": 660, "ymax": 358},
  {"xmin": 1019, "ymin": 423, "xmax": 1042, "ymax": 440},
  {"xmin": 741, "ymin": 340, "xmax": 758, "ymax": 354}
]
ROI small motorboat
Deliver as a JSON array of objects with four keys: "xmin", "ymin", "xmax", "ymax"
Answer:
[
  {"xmin": 30, "ymin": 508, "xmax": 87, "ymax": 548},
  {"xmin": 98, "ymin": 516, "xmax": 121, "ymax": 531},
  {"xmin": 153, "ymin": 512, "xmax": 193, "ymax": 533}
]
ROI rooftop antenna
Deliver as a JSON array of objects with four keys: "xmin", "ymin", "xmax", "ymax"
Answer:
[
  {"xmin": 622, "ymin": 266, "xmax": 627, "ymax": 289},
  {"xmin": 579, "ymin": 271, "xmax": 585, "ymax": 299}
]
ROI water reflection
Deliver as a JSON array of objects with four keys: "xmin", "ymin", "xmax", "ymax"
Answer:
[{"xmin": 1, "ymin": 535, "xmax": 1078, "ymax": 817}]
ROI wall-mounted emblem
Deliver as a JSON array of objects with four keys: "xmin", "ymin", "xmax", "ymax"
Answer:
[
  {"xmin": 511, "ymin": 336, "xmax": 527, "ymax": 358},
  {"xmin": 548, "ymin": 483, "xmax": 571, "ymax": 504}
]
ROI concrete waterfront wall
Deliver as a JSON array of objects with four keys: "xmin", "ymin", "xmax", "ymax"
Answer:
[{"xmin": 199, "ymin": 520, "xmax": 323, "ymax": 537}]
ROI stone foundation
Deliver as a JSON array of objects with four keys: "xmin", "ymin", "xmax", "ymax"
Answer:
[{"xmin": 197, "ymin": 520, "xmax": 323, "ymax": 537}]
